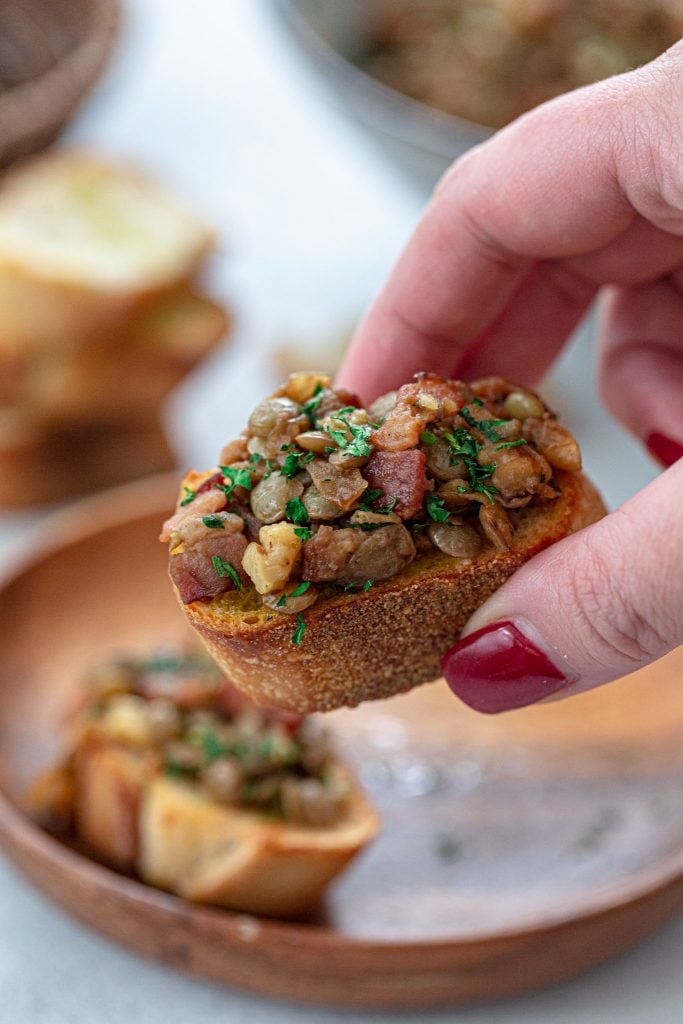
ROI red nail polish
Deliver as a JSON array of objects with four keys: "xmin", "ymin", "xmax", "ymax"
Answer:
[
  {"xmin": 442, "ymin": 620, "xmax": 573, "ymax": 714},
  {"xmin": 645, "ymin": 432, "xmax": 683, "ymax": 468}
]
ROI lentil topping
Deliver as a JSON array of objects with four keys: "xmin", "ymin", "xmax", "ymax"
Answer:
[
  {"xmin": 61, "ymin": 651, "xmax": 350, "ymax": 827},
  {"xmin": 163, "ymin": 372, "xmax": 581, "ymax": 638}
]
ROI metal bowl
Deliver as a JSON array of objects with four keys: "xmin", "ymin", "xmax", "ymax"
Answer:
[
  {"xmin": 271, "ymin": 0, "xmax": 492, "ymax": 193},
  {"xmin": 0, "ymin": 0, "xmax": 119, "ymax": 170}
]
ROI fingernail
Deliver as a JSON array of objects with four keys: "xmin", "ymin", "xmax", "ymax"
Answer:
[
  {"xmin": 441, "ymin": 619, "xmax": 576, "ymax": 714},
  {"xmin": 645, "ymin": 432, "xmax": 683, "ymax": 468}
]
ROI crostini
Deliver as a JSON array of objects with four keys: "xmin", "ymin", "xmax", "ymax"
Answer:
[
  {"xmin": 27, "ymin": 651, "xmax": 377, "ymax": 917},
  {"xmin": 162, "ymin": 372, "xmax": 605, "ymax": 712}
]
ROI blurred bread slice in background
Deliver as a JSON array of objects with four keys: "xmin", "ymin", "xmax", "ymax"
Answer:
[
  {"xmin": 0, "ymin": 152, "xmax": 214, "ymax": 350},
  {"xmin": 0, "ymin": 417, "xmax": 175, "ymax": 508},
  {"xmin": 0, "ymin": 150, "xmax": 231, "ymax": 506},
  {"xmin": 12, "ymin": 289, "xmax": 229, "ymax": 426}
]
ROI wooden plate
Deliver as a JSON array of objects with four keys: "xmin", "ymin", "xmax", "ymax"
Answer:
[{"xmin": 0, "ymin": 473, "xmax": 682, "ymax": 1009}]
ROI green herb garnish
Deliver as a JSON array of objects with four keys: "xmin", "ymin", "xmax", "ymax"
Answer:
[
  {"xmin": 302, "ymin": 382, "xmax": 325, "ymax": 421},
  {"xmin": 180, "ymin": 486, "xmax": 196, "ymax": 506},
  {"xmin": 278, "ymin": 581, "xmax": 311, "ymax": 606},
  {"xmin": 494, "ymin": 438, "xmax": 528, "ymax": 451},
  {"xmin": 324, "ymin": 413, "xmax": 373, "ymax": 458},
  {"xmin": 460, "ymin": 407, "xmax": 508, "ymax": 443},
  {"xmin": 378, "ymin": 497, "xmax": 398, "ymax": 514},
  {"xmin": 202, "ymin": 514, "xmax": 224, "ymax": 529},
  {"xmin": 426, "ymin": 493, "xmax": 450, "ymax": 522},
  {"xmin": 443, "ymin": 427, "xmax": 499, "ymax": 503},
  {"xmin": 285, "ymin": 496, "xmax": 309, "ymax": 525},
  {"xmin": 201, "ymin": 731, "xmax": 225, "ymax": 760},
  {"xmin": 292, "ymin": 613, "xmax": 306, "ymax": 645},
  {"xmin": 359, "ymin": 488, "xmax": 382, "ymax": 510},
  {"xmin": 420, "ymin": 430, "xmax": 438, "ymax": 446},
  {"xmin": 211, "ymin": 555, "xmax": 242, "ymax": 589},
  {"xmin": 280, "ymin": 448, "xmax": 314, "ymax": 479},
  {"xmin": 219, "ymin": 465, "xmax": 253, "ymax": 495},
  {"xmin": 341, "ymin": 578, "xmax": 375, "ymax": 592},
  {"xmin": 294, "ymin": 526, "xmax": 312, "ymax": 541}
]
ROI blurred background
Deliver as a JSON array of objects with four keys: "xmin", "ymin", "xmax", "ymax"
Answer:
[{"xmin": 0, "ymin": 0, "xmax": 678, "ymax": 561}]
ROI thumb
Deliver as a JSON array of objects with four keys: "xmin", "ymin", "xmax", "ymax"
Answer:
[{"xmin": 442, "ymin": 461, "xmax": 683, "ymax": 713}]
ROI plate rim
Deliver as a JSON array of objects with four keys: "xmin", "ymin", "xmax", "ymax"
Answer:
[{"xmin": 1, "ymin": 473, "xmax": 683, "ymax": 956}]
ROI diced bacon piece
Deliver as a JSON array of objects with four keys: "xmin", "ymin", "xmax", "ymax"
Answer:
[
  {"xmin": 169, "ymin": 532, "xmax": 249, "ymax": 605},
  {"xmin": 374, "ymin": 374, "xmax": 471, "ymax": 451},
  {"xmin": 364, "ymin": 449, "xmax": 427, "ymax": 520}
]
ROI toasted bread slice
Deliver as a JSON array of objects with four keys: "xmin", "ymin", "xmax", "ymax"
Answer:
[
  {"xmin": 18, "ymin": 289, "xmax": 230, "ymax": 426},
  {"xmin": 73, "ymin": 741, "xmax": 157, "ymax": 872},
  {"xmin": 0, "ymin": 418, "xmax": 175, "ymax": 507},
  {"xmin": 0, "ymin": 152, "xmax": 214, "ymax": 349},
  {"xmin": 138, "ymin": 774, "xmax": 377, "ymax": 918},
  {"xmin": 180, "ymin": 470, "xmax": 605, "ymax": 713}
]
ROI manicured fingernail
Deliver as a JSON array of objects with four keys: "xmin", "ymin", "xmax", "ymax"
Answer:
[
  {"xmin": 645, "ymin": 432, "xmax": 683, "ymax": 468},
  {"xmin": 441, "ymin": 619, "xmax": 576, "ymax": 714}
]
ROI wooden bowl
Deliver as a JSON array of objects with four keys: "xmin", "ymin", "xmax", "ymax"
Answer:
[
  {"xmin": 0, "ymin": 473, "xmax": 682, "ymax": 1009},
  {"xmin": 0, "ymin": 0, "xmax": 119, "ymax": 168}
]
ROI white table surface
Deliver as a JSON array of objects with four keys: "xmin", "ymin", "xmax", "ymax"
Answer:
[{"xmin": 0, "ymin": 1, "xmax": 677, "ymax": 1021}]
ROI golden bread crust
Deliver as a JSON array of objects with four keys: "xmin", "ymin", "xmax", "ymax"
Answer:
[
  {"xmin": 138, "ymin": 776, "xmax": 378, "ymax": 918},
  {"xmin": 179, "ymin": 471, "xmax": 606, "ymax": 713}
]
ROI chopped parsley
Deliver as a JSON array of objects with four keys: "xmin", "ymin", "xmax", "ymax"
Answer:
[
  {"xmin": 285, "ymin": 496, "xmax": 309, "ymax": 525},
  {"xmin": 341, "ymin": 578, "xmax": 376, "ymax": 592},
  {"xmin": 292, "ymin": 612, "xmax": 306, "ymax": 645},
  {"xmin": 494, "ymin": 438, "xmax": 528, "ymax": 451},
  {"xmin": 277, "ymin": 581, "xmax": 311, "ymax": 607},
  {"xmin": 219, "ymin": 465, "xmax": 253, "ymax": 495},
  {"xmin": 359, "ymin": 488, "xmax": 382, "ymax": 510},
  {"xmin": 211, "ymin": 555, "xmax": 242, "ymax": 589},
  {"xmin": 202, "ymin": 514, "xmax": 224, "ymax": 529},
  {"xmin": 301, "ymin": 382, "xmax": 325, "ymax": 422},
  {"xmin": 249, "ymin": 452, "xmax": 263, "ymax": 465},
  {"xmin": 326, "ymin": 424, "xmax": 349, "ymax": 448},
  {"xmin": 324, "ymin": 413, "xmax": 374, "ymax": 458},
  {"xmin": 460, "ymin": 407, "xmax": 508, "ymax": 443},
  {"xmin": 280, "ymin": 448, "xmax": 314, "ymax": 479},
  {"xmin": 180, "ymin": 486, "xmax": 196, "ymax": 506},
  {"xmin": 443, "ymin": 427, "xmax": 499, "ymax": 503},
  {"xmin": 420, "ymin": 429, "xmax": 438, "ymax": 446},
  {"xmin": 426, "ymin": 493, "xmax": 450, "ymax": 522},
  {"xmin": 200, "ymin": 730, "xmax": 225, "ymax": 760},
  {"xmin": 359, "ymin": 489, "xmax": 397, "ymax": 515},
  {"xmin": 294, "ymin": 526, "xmax": 312, "ymax": 541}
]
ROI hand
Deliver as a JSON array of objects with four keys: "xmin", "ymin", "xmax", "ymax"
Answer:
[{"xmin": 338, "ymin": 44, "xmax": 683, "ymax": 712}]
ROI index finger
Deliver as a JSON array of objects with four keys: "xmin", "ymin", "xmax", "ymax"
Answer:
[{"xmin": 337, "ymin": 47, "xmax": 683, "ymax": 401}]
